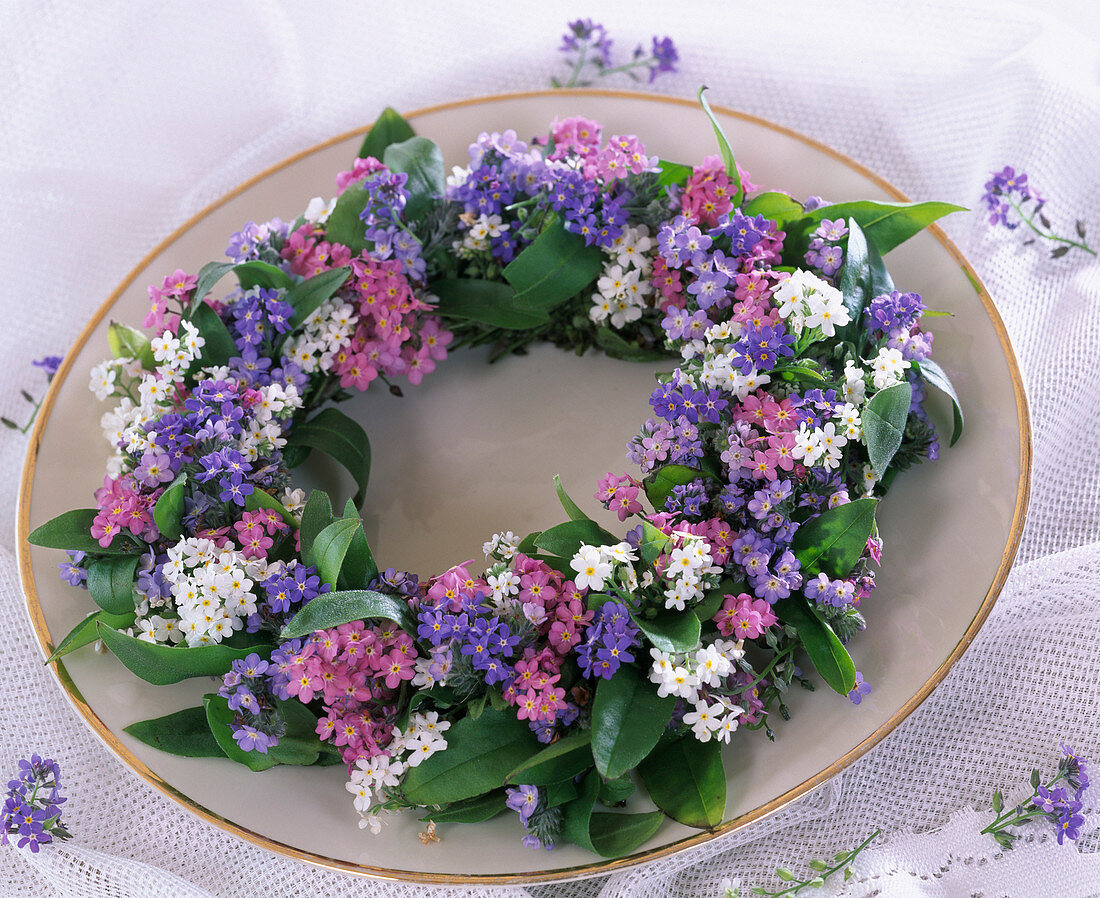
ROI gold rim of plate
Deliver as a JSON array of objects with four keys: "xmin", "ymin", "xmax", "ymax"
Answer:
[{"xmin": 16, "ymin": 88, "xmax": 1032, "ymax": 885}]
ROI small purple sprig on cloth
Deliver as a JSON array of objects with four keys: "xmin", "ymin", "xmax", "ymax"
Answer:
[
  {"xmin": 2, "ymin": 356, "xmax": 63, "ymax": 435},
  {"xmin": 981, "ymin": 744, "xmax": 1091, "ymax": 849},
  {"xmin": 2, "ymin": 755, "xmax": 71, "ymax": 853},
  {"xmin": 983, "ymin": 166, "xmax": 1096, "ymax": 259},
  {"xmin": 553, "ymin": 19, "xmax": 678, "ymax": 88}
]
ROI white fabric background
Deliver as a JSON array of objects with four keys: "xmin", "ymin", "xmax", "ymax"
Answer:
[{"xmin": 2, "ymin": 1, "xmax": 1100, "ymax": 895}]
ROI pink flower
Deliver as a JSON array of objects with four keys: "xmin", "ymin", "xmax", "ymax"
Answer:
[{"xmin": 379, "ymin": 649, "xmax": 415, "ymax": 689}]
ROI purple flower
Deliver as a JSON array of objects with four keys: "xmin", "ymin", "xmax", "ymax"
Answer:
[
  {"xmin": 848, "ymin": 671, "xmax": 872, "ymax": 705},
  {"xmin": 647, "ymin": 36, "xmax": 678, "ymax": 81},
  {"xmin": 232, "ymin": 724, "xmax": 276, "ymax": 754},
  {"xmin": 506, "ymin": 784, "xmax": 540, "ymax": 825},
  {"xmin": 33, "ymin": 356, "xmax": 63, "ymax": 377},
  {"xmin": 982, "ymin": 166, "xmax": 1032, "ymax": 228},
  {"xmin": 57, "ymin": 551, "xmax": 87, "ymax": 588},
  {"xmin": 561, "ymin": 19, "xmax": 612, "ymax": 65},
  {"xmin": 218, "ymin": 472, "xmax": 254, "ymax": 506},
  {"xmin": 815, "ymin": 219, "xmax": 849, "ymax": 242}
]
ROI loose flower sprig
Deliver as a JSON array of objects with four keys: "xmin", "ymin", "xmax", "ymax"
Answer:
[
  {"xmin": 2, "ymin": 756, "xmax": 71, "ymax": 853},
  {"xmin": 983, "ymin": 166, "xmax": 1095, "ymax": 258},
  {"xmin": 553, "ymin": 19, "xmax": 678, "ymax": 88},
  {"xmin": 981, "ymin": 744, "xmax": 1091, "ymax": 848},
  {"xmin": 2, "ymin": 356, "xmax": 62, "ymax": 435},
  {"xmin": 721, "ymin": 829, "xmax": 880, "ymax": 896}
]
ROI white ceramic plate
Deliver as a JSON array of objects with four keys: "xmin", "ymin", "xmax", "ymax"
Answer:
[{"xmin": 18, "ymin": 90, "xmax": 1030, "ymax": 884}]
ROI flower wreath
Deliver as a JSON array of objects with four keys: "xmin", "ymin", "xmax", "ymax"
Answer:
[{"xmin": 31, "ymin": 94, "xmax": 965, "ymax": 858}]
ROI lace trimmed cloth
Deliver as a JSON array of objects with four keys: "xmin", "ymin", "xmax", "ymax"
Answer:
[{"xmin": 2, "ymin": 1, "xmax": 1099, "ymax": 895}]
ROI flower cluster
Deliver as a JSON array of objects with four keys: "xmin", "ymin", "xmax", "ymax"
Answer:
[
  {"xmin": 2, "ymin": 756, "xmax": 70, "ymax": 853},
  {"xmin": 649, "ymin": 640, "xmax": 747, "ymax": 742},
  {"xmin": 346, "ymin": 711, "xmax": 451, "ymax": 831},
  {"xmin": 802, "ymin": 218, "xmax": 848, "ymax": 278},
  {"xmin": 140, "ymin": 537, "xmax": 260, "ymax": 646}
]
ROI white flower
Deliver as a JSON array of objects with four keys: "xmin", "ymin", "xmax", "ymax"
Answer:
[
  {"xmin": 657, "ymin": 665, "xmax": 700, "ymax": 701},
  {"xmin": 694, "ymin": 644, "xmax": 732, "ymax": 687},
  {"xmin": 602, "ymin": 542, "xmax": 638, "ymax": 565},
  {"xmin": 683, "ymin": 700, "xmax": 724, "ymax": 742},
  {"xmin": 570, "ymin": 545, "xmax": 613, "ymax": 592},
  {"xmin": 597, "ymin": 265, "xmax": 628, "ymax": 299},
  {"xmin": 869, "ymin": 347, "xmax": 910, "ymax": 390},
  {"xmin": 89, "ymin": 362, "xmax": 118, "ymax": 401},
  {"xmin": 304, "ymin": 195, "xmax": 337, "ymax": 224},
  {"xmin": 802, "ymin": 287, "xmax": 850, "ymax": 337},
  {"xmin": 487, "ymin": 569, "xmax": 520, "ymax": 603},
  {"xmin": 843, "ymin": 360, "xmax": 868, "ymax": 405}
]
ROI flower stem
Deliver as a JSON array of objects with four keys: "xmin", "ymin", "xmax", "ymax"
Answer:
[{"xmin": 1006, "ymin": 196, "xmax": 1096, "ymax": 256}]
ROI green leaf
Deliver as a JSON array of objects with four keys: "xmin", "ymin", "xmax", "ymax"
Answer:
[
  {"xmin": 323, "ymin": 184, "xmax": 370, "ymax": 254},
  {"xmin": 591, "ymin": 664, "xmax": 677, "ymax": 780},
  {"xmin": 420, "ymin": 790, "xmax": 507, "ymax": 824},
  {"xmin": 598, "ymin": 773, "xmax": 635, "ymax": 806},
  {"xmin": 589, "ymin": 809, "xmax": 663, "ymax": 857},
  {"xmin": 697, "ymin": 86, "xmax": 743, "ymax": 205},
  {"xmin": 152, "ymin": 472, "xmax": 187, "ymax": 541},
  {"xmin": 188, "ymin": 301, "xmax": 236, "ymax": 368},
  {"xmin": 86, "ymin": 555, "xmax": 141, "ymax": 615},
  {"xmin": 992, "ymin": 790, "xmax": 1004, "ymax": 814},
  {"xmin": 402, "ymin": 709, "xmax": 539, "ymax": 806},
  {"xmin": 45, "ymin": 609, "xmax": 136, "ymax": 664},
  {"xmin": 191, "ymin": 261, "xmax": 238, "ymax": 311},
  {"xmin": 124, "ymin": 706, "xmax": 226, "ymax": 759},
  {"xmin": 244, "ymin": 487, "xmax": 297, "ymax": 528},
  {"xmin": 339, "ymin": 498, "xmax": 378, "ymax": 589},
  {"xmin": 837, "ymin": 218, "xmax": 871, "ymax": 344},
  {"xmin": 594, "ymin": 327, "xmax": 670, "ymax": 361},
  {"xmin": 791, "ymin": 497, "xmax": 878, "ymax": 579},
  {"xmin": 637, "ymin": 521, "xmax": 671, "ymax": 568},
  {"xmin": 506, "ymin": 731, "xmax": 593, "ymax": 786},
  {"xmin": 204, "ymin": 694, "xmax": 320, "ymax": 771},
  {"xmin": 285, "ymin": 266, "xmax": 351, "ymax": 330},
  {"xmin": 743, "ymin": 191, "xmax": 807, "ymax": 231},
  {"xmin": 656, "ymin": 159, "xmax": 693, "ymax": 188},
  {"xmin": 773, "ymin": 597, "xmax": 856, "ymax": 695},
  {"xmin": 554, "ymin": 474, "xmax": 593, "ymax": 523},
  {"xmin": 534, "ymin": 520, "xmax": 617, "ymax": 560},
  {"xmin": 915, "ymin": 358, "xmax": 964, "ymax": 446},
  {"xmin": 358, "ymin": 106, "xmax": 417, "ymax": 162},
  {"xmin": 808, "ymin": 200, "xmax": 965, "ymax": 255},
  {"xmin": 96, "ymin": 624, "xmax": 270, "ymax": 686},
  {"xmin": 631, "ymin": 608, "xmax": 701, "ymax": 654},
  {"xmin": 285, "ymin": 407, "xmax": 371, "ymax": 507},
  {"xmin": 306, "ymin": 517, "xmax": 360, "ymax": 589},
  {"xmin": 429, "ymin": 278, "xmax": 549, "ymax": 330},
  {"xmin": 863, "ymin": 381, "xmax": 913, "ymax": 476},
  {"xmin": 298, "ymin": 490, "xmax": 335, "ymax": 562},
  {"xmin": 279, "ymin": 589, "xmax": 414, "ymax": 640},
  {"xmin": 233, "ymin": 259, "xmax": 293, "ymax": 292},
  {"xmin": 546, "ymin": 779, "xmax": 579, "ymax": 808},
  {"xmin": 502, "ymin": 219, "xmax": 604, "ymax": 313},
  {"xmin": 383, "ymin": 136, "xmax": 445, "ymax": 223},
  {"xmin": 28, "ymin": 508, "xmax": 142, "ymax": 556},
  {"xmin": 107, "ymin": 322, "xmax": 156, "ymax": 370},
  {"xmin": 639, "ymin": 736, "xmax": 726, "ymax": 828},
  {"xmin": 561, "ymin": 771, "xmax": 664, "ymax": 857},
  {"xmin": 643, "ymin": 464, "xmax": 716, "ymax": 512}
]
